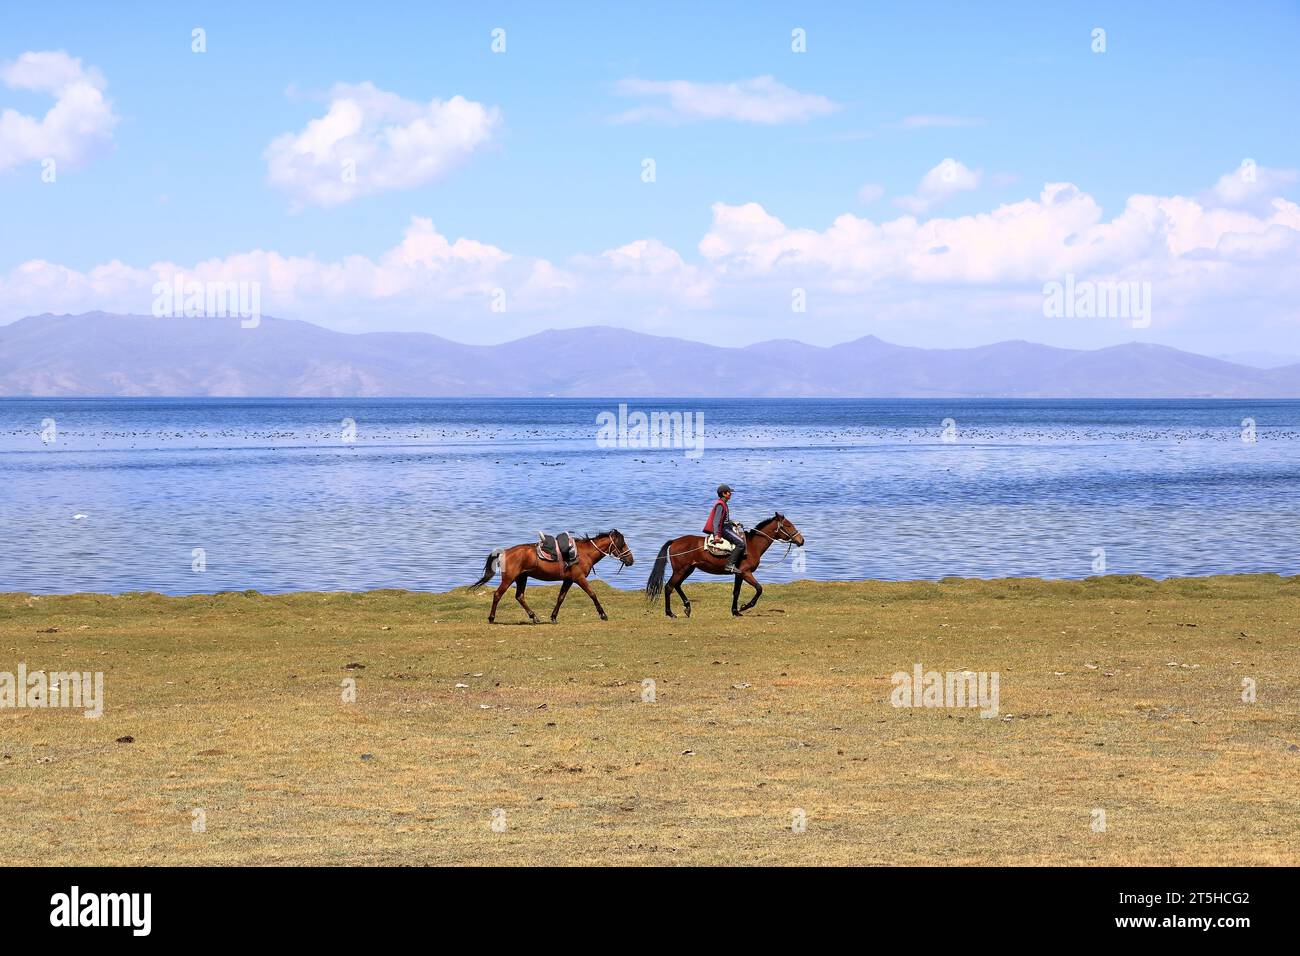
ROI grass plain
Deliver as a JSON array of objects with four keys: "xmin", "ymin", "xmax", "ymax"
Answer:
[{"xmin": 1, "ymin": 574, "xmax": 1297, "ymax": 865}]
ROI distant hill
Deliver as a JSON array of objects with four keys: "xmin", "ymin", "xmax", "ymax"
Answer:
[
  {"xmin": 2, "ymin": 312, "xmax": 1298, "ymax": 398},
  {"xmin": 1215, "ymin": 350, "xmax": 1300, "ymax": 370}
]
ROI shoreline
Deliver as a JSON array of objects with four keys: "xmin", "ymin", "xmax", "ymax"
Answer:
[{"xmin": 4, "ymin": 571, "xmax": 1298, "ymax": 602}]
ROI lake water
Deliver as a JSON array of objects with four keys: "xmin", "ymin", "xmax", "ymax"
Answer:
[{"xmin": 1, "ymin": 398, "xmax": 1298, "ymax": 594}]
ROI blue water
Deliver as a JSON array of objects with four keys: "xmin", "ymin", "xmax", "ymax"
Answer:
[{"xmin": 1, "ymin": 398, "xmax": 1298, "ymax": 594}]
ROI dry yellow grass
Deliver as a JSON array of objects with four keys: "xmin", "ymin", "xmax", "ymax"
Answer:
[{"xmin": 1, "ymin": 575, "xmax": 1297, "ymax": 866}]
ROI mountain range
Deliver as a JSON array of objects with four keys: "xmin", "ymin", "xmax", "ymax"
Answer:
[{"xmin": 3, "ymin": 312, "xmax": 1300, "ymax": 398}]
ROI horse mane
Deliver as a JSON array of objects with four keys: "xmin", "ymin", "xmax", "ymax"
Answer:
[
  {"xmin": 578, "ymin": 529, "xmax": 618, "ymax": 542},
  {"xmin": 746, "ymin": 514, "xmax": 779, "ymax": 538}
]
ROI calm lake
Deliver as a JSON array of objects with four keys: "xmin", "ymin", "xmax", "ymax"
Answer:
[{"xmin": 2, "ymin": 397, "xmax": 1297, "ymax": 594}]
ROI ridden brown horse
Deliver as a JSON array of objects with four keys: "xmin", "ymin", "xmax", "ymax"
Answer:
[
  {"xmin": 468, "ymin": 530, "xmax": 634, "ymax": 624},
  {"xmin": 644, "ymin": 513, "xmax": 805, "ymax": 617}
]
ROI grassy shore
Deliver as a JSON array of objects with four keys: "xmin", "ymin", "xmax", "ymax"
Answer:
[{"xmin": 1, "ymin": 575, "xmax": 1297, "ymax": 866}]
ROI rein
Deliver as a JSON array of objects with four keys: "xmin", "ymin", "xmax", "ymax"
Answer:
[
  {"xmin": 588, "ymin": 533, "xmax": 632, "ymax": 574},
  {"xmin": 748, "ymin": 517, "xmax": 796, "ymax": 561}
]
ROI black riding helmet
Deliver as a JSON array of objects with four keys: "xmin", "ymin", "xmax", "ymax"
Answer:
[{"xmin": 717, "ymin": 484, "xmax": 733, "ymax": 496}]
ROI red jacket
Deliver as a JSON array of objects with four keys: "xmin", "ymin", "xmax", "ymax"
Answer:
[{"xmin": 703, "ymin": 498, "xmax": 728, "ymax": 534}]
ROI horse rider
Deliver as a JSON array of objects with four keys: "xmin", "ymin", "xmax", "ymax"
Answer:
[{"xmin": 704, "ymin": 483, "xmax": 746, "ymax": 573}]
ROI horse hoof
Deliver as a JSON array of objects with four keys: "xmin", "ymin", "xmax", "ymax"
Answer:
[
  {"xmin": 599, "ymin": 614, "xmax": 609, "ymax": 622},
  {"xmin": 549, "ymin": 617, "xmax": 558, "ymax": 624},
  {"xmin": 732, "ymin": 610, "xmax": 742, "ymax": 617},
  {"xmin": 666, "ymin": 612, "xmax": 676, "ymax": 619},
  {"xmin": 683, "ymin": 605, "xmax": 691, "ymax": 617}
]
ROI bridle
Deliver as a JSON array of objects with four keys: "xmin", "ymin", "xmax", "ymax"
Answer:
[
  {"xmin": 749, "ymin": 516, "xmax": 800, "ymax": 560},
  {"xmin": 591, "ymin": 532, "xmax": 633, "ymax": 571}
]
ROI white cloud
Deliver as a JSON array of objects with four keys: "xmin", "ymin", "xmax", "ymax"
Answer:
[
  {"xmin": 688, "ymin": 171, "xmax": 1300, "ymax": 344},
  {"xmin": 1207, "ymin": 161, "xmax": 1299, "ymax": 213},
  {"xmin": 0, "ymin": 50, "xmax": 117, "ymax": 173},
  {"xmin": 586, "ymin": 238, "xmax": 713, "ymax": 309},
  {"xmin": 700, "ymin": 180, "xmax": 1300, "ymax": 283},
  {"xmin": 264, "ymin": 82, "xmax": 499, "ymax": 207},
  {"xmin": 0, "ymin": 217, "xmax": 552, "ymax": 337},
  {"xmin": 612, "ymin": 76, "xmax": 837, "ymax": 124},
  {"xmin": 895, "ymin": 158, "xmax": 982, "ymax": 214},
  {"xmin": 4, "ymin": 166, "xmax": 1298, "ymax": 349}
]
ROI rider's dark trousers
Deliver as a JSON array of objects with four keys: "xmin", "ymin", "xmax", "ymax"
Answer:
[{"xmin": 720, "ymin": 526, "xmax": 746, "ymax": 563}]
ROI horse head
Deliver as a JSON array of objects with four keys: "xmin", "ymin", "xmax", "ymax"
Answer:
[
  {"xmin": 769, "ymin": 513, "xmax": 805, "ymax": 547},
  {"xmin": 602, "ymin": 529, "xmax": 635, "ymax": 566}
]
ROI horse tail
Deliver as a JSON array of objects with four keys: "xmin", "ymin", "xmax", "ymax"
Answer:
[
  {"xmin": 468, "ymin": 549, "xmax": 503, "ymax": 591},
  {"xmin": 644, "ymin": 541, "xmax": 671, "ymax": 602}
]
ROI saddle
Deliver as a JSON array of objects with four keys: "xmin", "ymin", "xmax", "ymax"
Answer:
[
  {"xmin": 537, "ymin": 531, "xmax": 580, "ymax": 567},
  {"xmin": 704, "ymin": 533, "xmax": 738, "ymax": 557}
]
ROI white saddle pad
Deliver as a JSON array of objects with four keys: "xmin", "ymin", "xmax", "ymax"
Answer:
[{"xmin": 704, "ymin": 535, "xmax": 734, "ymax": 556}]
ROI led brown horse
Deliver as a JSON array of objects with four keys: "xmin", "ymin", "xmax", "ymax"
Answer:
[
  {"xmin": 645, "ymin": 513, "xmax": 805, "ymax": 617},
  {"xmin": 469, "ymin": 530, "xmax": 634, "ymax": 623}
]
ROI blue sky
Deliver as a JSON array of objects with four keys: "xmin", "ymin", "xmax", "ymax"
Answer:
[{"xmin": 1, "ymin": 1, "xmax": 1298, "ymax": 354}]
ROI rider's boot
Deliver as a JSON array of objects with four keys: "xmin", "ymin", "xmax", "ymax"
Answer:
[{"xmin": 724, "ymin": 542, "xmax": 745, "ymax": 574}]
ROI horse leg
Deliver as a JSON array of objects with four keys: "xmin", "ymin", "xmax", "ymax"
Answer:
[
  {"xmin": 489, "ymin": 570, "xmax": 516, "ymax": 623},
  {"xmin": 550, "ymin": 579, "xmax": 573, "ymax": 623},
  {"xmin": 514, "ymin": 575, "xmax": 539, "ymax": 623},
  {"xmin": 574, "ymin": 573, "xmax": 609, "ymax": 621},
  {"xmin": 664, "ymin": 566, "xmax": 681, "ymax": 618},
  {"xmin": 674, "ymin": 566, "xmax": 695, "ymax": 618},
  {"xmin": 731, "ymin": 574, "xmax": 744, "ymax": 616},
  {"xmin": 739, "ymin": 570, "xmax": 763, "ymax": 613}
]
